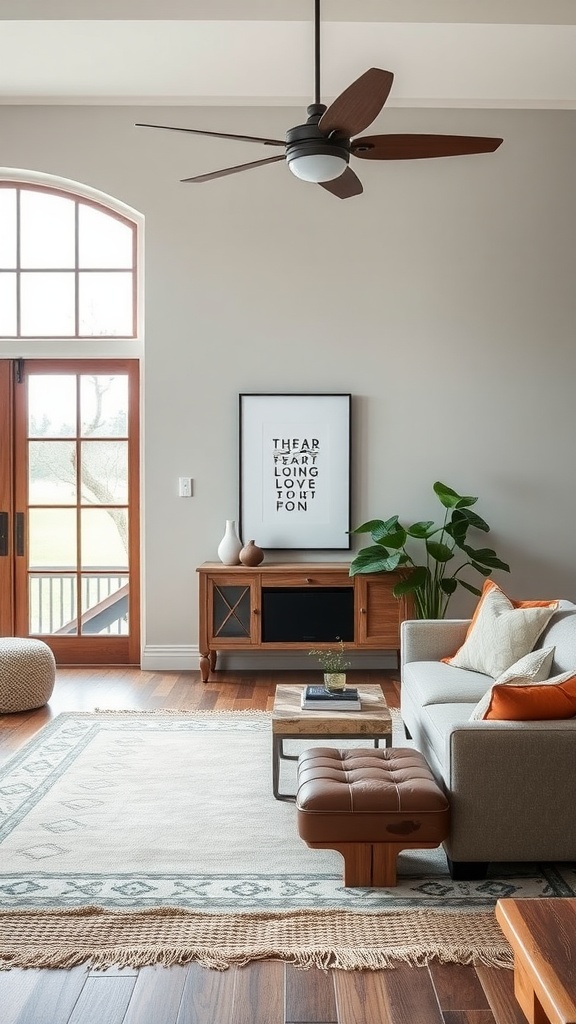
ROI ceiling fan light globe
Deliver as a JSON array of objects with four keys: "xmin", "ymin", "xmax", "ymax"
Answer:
[{"xmin": 288, "ymin": 153, "xmax": 347, "ymax": 183}]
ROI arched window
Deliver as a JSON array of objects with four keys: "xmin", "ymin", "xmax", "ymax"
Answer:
[{"xmin": 0, "ymin": 183, "xmax": 137, "ymax": 339}]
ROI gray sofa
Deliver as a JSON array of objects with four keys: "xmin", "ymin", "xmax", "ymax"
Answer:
[{"xmin": 400, "ymin": 600, "xmax": 576, "ymax": 879}]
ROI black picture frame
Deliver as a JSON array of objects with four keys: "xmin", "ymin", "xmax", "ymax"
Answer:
[{"xmin": 239, "ymin": 393, "xmax": 351, "ymax": 550}]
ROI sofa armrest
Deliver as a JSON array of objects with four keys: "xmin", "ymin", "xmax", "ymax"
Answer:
[
  {"xmin": 400, "ymin": 618, "xmax": 470, "ymax": 668},
  {"xmin": 444, "ymin": 719, "xmax": 576, "ymax": 862}
]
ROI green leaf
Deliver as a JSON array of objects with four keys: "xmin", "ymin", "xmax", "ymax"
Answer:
[
  {"xmin": 349, "ymin": 519, "xmax": 387, "ymax": 535},
  {"xmin": 464, "ymin": 546, "xmax": 510, "ymax": 571},
  {"xmin": 471, "ymin": 561, "xmax": 493, "ymax": 577},
  {"xmin": 445, "ymin": 517, "xmax": 469, "ymax": 545},
  {"xmin": 458, "ymin": 579, "xmax": 483, "ymax": 597},
  {"xmin": 349, "ymin": 546, "xmax": 403, "ymax": 576},
  {"xmin": 426, "ymin": 540, "xmax": 454, "ymax": 563},
  {"xmin": 439, "ymin": 577, "xmax": 458, "ymax": 595},
  {"xmin": 406, "ymin": 520, "xmax": 435, "ymax": 539},
  {"xmin": 455, "ymin": 507, "xmax": 490, "ymax": 533},
  {"xmin": 392, "ymin": 566, "xmax": 429, "ymax": 596},
  {"xmin": 433, "ymin": 481, "xmax": 477, "ymax": 510},
  {"xmin": 375, "ymin": 526, "xmax": 407, "ymax": 550}
]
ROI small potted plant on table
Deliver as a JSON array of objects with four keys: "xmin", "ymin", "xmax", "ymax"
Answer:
[{"xmin": 308, "ymin": 639, "xmax": 351, "ymax": 692}]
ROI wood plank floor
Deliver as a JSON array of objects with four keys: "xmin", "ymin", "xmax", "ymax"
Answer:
[{"xmin": 0, "ymin": 668, "xmax": 527, "ymax": 1024}]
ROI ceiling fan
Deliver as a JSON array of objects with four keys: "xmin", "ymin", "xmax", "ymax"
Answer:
[{"xmin": 136, "ymin": 0, "xmax": 503, "ymax": 199}]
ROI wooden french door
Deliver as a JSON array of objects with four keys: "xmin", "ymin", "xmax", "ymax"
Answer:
[{"xmin": 0, "ymin": 358, "xmax": 140, "ymax": 664}]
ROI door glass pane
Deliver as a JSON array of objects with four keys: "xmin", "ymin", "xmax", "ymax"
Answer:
[
  {"xmin": 0, "ymin": 189, "xmax": 16, "ymax": 267},
  {"xmin": 29, "ymin": 508, "xmax": 77, "ymax": 568},
  {"xmin": 81, "ymin": 508, "xmax": 128, "ymax": 569},
  {"xmin": 78, "ymin": 272, "xmax": 133, "ymax": 336},
  {"xmin": 81, "ymin": 441, "xmax": 128, "ymax": 503},
  {"xmin": 80, "ymin": 375, "xmax": 128, "ymax": 437},
  {"xmin": 0, "ymin": 274, "xmax": 17, "ymax": 334},
  {"xmin": 78, "ymin": 206, "xmax": 133, "ymax": 268},
  {"xmin": 20, "ymin": 190, "xmax": 75, "ymax": 268},
  {"xmin": 29, "ymin": 573, "xmax": 77, "ymax": 635},
  {"xmin": 213, "ymin": 586, "xmax": 251, "ymax": 638},
  {"xmin": 20, "ymin": 272, "xmax": 75, "ymax": 336},
  {"xmin": 29, "ymin": 441, "xmax": 77, "ymax": 504},
  {"xmin": 28, "ymin": 375, "xmax": 76, "ymax": 437},
  {"xmin": 81, "ymin": 575, "xmax": 129, "ymax": 634}
]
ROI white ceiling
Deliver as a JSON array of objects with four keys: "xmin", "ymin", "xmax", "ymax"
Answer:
[{"xmin": 1, "ymin": 1, "xmax": 576, "ymax": 108}]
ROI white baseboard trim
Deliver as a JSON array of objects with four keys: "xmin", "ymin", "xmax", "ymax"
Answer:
[
  {"xmin": 141, "ymin": 645, "xmax": 200, "ymax": 671},
  {"xmin": 141, "ymin": 646, "xmax": 398, "ymax": 673}
]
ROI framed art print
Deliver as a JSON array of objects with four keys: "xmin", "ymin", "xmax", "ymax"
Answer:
[{"xmin": 239, "ymin": 393, "xmax": 351, "ymax": 550}]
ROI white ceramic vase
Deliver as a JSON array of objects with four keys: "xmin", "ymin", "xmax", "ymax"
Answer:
[{"xmin": 217, "ymin": 520, "xmax": 243, "ymax": 565}]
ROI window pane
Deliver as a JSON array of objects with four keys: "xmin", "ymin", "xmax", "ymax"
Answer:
[
  {"xmin": 0, "ymin": 189, "xmax": 17, "ymax": 268},
  {"xmin": 79, "ymin": 205, "xmax": 133, "ymax": 269},
  {"xmin": 0, "ymin": 273, "xmax": 17, "ymax": 334},
  {"xmin": 81, "ymin": 508, "xmax": 128, "ymax": 570},
  {"xmin": 20, "ymin": 190, "xmax": 75, "ymax": 269},
  {"xmin": 78, "ymin": 272, "xmax": 133, "ymax": 336},
  {"xmin": 81, "ymin": 441, "xmax": 128, "ymax": 504},
  {"xmin": 29, "ymin": 508, "xmax": 77, "ymax": 569},
  {"xmin": 29, "ymin": 573, "xmax": 77, "ymax": 634},
  {"xmin": 80, "ymin": 375, "xmax": 128, "ymax": 437},
  {"xmin": 28, "ymin": 375, "xmax": 76, "ymax": 438},
  {"xmin": 29, "ymin": 440, "xmax": 77, "ymax": 504},
  {"xmin": 81, "ymin": 575, "xmax": 129, "ymax": 634},
  {"xmin": 20, "ymin": 272, "xmax": 75, "ymax": 336}
]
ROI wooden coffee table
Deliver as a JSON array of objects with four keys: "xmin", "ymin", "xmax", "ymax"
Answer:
[
  {"xmin": 271, "ymin": 683, "xmax": 393, "ymax": 801},
  {"xmin": 496, "ymin": 898, "xmax": 576, "ymax": 1024}
]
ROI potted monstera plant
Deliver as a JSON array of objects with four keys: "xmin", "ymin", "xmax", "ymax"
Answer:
[{"xmin": 349, "ymin": 481, "xmax": 510, "ymax": 619}]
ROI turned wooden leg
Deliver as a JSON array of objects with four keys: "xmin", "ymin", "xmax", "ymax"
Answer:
[{"xmin": 199, "ymin": 652, "xmax": 211, "ymax": 683}]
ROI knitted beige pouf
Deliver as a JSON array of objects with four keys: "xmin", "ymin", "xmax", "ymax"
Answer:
[{"xmin": 0, "ymin": 638, "xmax": 56, "ymax": 713}]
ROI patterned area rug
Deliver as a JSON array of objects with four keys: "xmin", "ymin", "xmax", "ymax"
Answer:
[{"xmin": 0, "ymin": 711, "xmax": 574, "ymax": 969}]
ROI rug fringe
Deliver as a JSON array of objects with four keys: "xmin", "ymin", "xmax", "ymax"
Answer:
[
  {"xmin": 0, "ymin": 907, "xmax": 513, "ymax": 972},
  {"xmin": 92, "ymin": 708, "xmax": 272, "ymax": 716},
  {"xmin": 0, "ymin": 945, "xmax": 514, "ymax": 973}
]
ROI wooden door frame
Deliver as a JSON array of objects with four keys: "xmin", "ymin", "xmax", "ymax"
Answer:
[{"xmin": 7, "ymin": 358, "xmax": 140, "ymax": 665}]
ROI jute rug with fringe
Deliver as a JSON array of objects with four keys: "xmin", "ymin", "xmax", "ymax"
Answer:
[{"xmin": 1, "ymin": 710, "xmax": 574, "ymax": 970}]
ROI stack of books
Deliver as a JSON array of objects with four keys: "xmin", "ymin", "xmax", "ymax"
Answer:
[{"xmin": 300, "ymin": 685, "xmax": 362, "ymax": 711}]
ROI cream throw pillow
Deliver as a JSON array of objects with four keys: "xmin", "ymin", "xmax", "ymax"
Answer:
[
  {"xmin": 446, "ymin": 582, "xmax": 558, "ymax": 679},
  {"xmin": 469, "ymin": 646, "xmax": 555, "ymax": 721}
]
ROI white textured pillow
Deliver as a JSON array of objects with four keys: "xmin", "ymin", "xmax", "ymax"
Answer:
[
  {"xmin": 469, "ymin": 646, "xmax": 555, "ymax": 721},
  {"xmin": 446, "ymin": 581, "xmax": 558, "ymax": 679}
]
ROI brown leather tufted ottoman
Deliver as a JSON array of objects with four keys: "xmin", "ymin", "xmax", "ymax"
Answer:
[{"xmin": 296, "ymin": 747, "xmax": 450, "ymax": 887}]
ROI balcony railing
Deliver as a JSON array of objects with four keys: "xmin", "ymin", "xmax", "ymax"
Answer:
[{"xmin": 29, "ymin": 574, "xmax": 129, "ymax": 635}]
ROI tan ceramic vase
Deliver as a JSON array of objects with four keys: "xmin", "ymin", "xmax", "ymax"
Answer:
[{"xmin": 239, "ymin": 540, "xmax": 264, "ymax": 567}]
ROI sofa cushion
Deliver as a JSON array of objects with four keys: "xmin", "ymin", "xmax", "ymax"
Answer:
[
  {"xmin": 482, "ymin": 671, "xmax": 576, "ymax": 721},
  {"xmin": 402, "ymin": 659, "xmax": 491, "ymax": 708},
  {"xmin": 469, "ymin": 646, "xmax": 555, "ymax": 721},
  {"xmin": 442, "ymin": 580, "xmax": 558, "ymax": 678},
  {"xmin": 534, "ymin": 601, "xmax": 576, "ymax": 675}
]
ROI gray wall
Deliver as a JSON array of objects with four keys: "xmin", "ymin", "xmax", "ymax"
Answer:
[{"xmin": 0, "ymin": 104, "xmax": 575, "ymax": 666}]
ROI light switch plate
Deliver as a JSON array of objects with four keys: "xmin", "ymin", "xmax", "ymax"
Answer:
[{"xmin": 178, "ymin": 477, "xmax": 193, "ymax": 497}]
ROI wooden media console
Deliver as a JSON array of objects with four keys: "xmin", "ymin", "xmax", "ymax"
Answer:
[{"xmin": 196, "ymin": 562, "xmax": 412, "ymax": 683}]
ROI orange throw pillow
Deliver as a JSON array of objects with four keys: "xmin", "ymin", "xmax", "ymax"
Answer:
[{"xmin": 483, "ymin": 673, "xmax": 576, "ymax": 721}]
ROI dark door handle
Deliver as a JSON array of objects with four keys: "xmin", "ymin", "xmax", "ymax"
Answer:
[
  {"xmin": 15, "ymin": 512, "xmax": 24, "ymax": 557},
  {"xmin": 0, "ymin": 511, "xmax": 7, "ymax": 556}
]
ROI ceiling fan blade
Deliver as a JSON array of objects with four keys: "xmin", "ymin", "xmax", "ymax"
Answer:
[
  {"xmin": 318, "ymin": 167, "xmax": 363, "ymax": 199},
  {"xmin": 181, "ymin": 155, "xmax": 285, "ymax": 183},
  {"xmin": 135, "ymin": 123, "xmax": 285, "ymax": 148},
  {"xmin": 351, "ymin": 134, "xmax": 504, "ymax": 160},
  {"xmin": 318, "ymin": 69, "xmax": 394, "ymax": 138}
]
